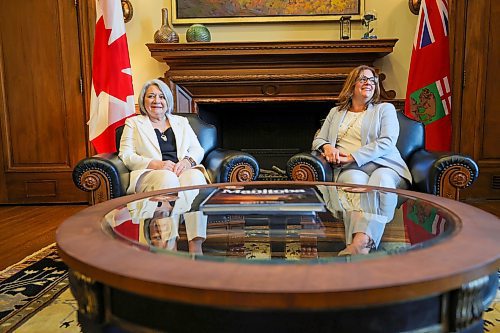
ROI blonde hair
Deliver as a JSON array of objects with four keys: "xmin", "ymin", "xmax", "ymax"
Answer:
[
  {"xmin": 138, "ymin": 79, "xmax": 174, "ymax": 115},
  {"xmin": 336, "ymin": 65, "xmax": 381, "ymax": 111}
]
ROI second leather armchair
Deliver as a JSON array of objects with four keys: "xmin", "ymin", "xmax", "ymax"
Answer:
[{"xmin": 286, "ymin": 111, "xmax": 479, "ymax": 200}]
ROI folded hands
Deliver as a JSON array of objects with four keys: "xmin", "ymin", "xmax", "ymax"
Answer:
[{"xmin": 321, "ymin": 143, "xmax": 355, "ymax": 166}]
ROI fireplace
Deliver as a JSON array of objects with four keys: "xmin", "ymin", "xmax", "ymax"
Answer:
[
  {"xmin": 198, "ymin": 101, "xmax": 333, "ymax": 176},
  {"xmin": 147, "ymin": 40, "xmax": 400, "ymax": 178}
]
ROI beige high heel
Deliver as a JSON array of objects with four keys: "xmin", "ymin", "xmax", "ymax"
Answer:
[{"xmin": 338, "ymin": 248, "xmax": 354, "ymax": 256}]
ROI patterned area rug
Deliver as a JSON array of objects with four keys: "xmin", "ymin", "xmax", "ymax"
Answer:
[
  {"xmin": 485, "ymin": 271, "xmax": 500, "ymax": 333},
  {"xmin": 0, "ymin": 244, "xmax": 498, "ymax": 332},
  {"xmin": 0, "ymin": 244, "xmax": 80, "ymax": 332}
]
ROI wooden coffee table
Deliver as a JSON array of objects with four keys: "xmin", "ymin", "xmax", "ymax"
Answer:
[{"xmin": 56, "ymin": 181, "xmax": 500, "ymax": 333}]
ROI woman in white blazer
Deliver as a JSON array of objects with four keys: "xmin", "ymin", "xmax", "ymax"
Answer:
[
  {"xmin": 312, "ymin": 65, "xmax": 411, "ymax": 256},
  {"xmin": 119, "ymin": 79, "xmax": 207, "ymax": 195}
]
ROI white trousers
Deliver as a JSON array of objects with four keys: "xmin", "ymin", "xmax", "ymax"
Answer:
[
  {"xmin": 135, "ymin": 168, "xmax": 207, "ymax": 193},
  {"xmin": 137, "ymin": 169, "xmax": 207, "ymax": 245},
  {"xmin": 151, "ymin": 210, "xmax": 207, "ymax": 246},
  {"xmin": 337, "ymin": 167, "xmax": 408, "ymax": 189},
  {"xmin": 337, "ymin": 167, "xmax": 407, "ymax": 248}
]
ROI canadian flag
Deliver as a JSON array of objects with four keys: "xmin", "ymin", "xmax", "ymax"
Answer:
[{"xmin": 88, "ymin": 0, "xmax": 135, "ymax": 154}]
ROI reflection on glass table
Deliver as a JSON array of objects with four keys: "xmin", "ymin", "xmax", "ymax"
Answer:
[
  {"xmin": 104, "ymin": 187, "xmax": 208, "ymax": 255},
  {"xmin": 104, "ymin": 184, "xmax": 455, "ymax": 263}
]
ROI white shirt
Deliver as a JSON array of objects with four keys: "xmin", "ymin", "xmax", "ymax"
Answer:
[{"xmin": 336, "ymin": 111, "xmax": 366, "ymax": 155}]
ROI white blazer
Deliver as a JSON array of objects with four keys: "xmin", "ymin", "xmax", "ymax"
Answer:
[
  {"xmin": 312, "ymin": 103, "xmax": 412, "ymax": 183},
  {"xmin": 119, "ymin": 114, "xmax": 205, "ymax": 194}
]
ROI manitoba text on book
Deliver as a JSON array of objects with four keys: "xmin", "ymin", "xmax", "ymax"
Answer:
[{"xmin": 200, "ymin": 186, "xmax": 326, "ymax": 215}]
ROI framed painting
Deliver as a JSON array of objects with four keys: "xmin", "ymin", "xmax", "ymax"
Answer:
[{"xmin": 172, "ymin": 0, "xmax": 365, "ymax": 24}]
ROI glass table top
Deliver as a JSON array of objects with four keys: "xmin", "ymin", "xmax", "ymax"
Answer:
[{"xmin": 102, "ymin": 184, "xmax": 457, "ymax": 263}]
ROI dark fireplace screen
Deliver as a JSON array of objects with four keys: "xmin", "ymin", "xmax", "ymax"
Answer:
[{"xmin": 198, "ymin": 102, "xmax": 333, "ymax": 180}]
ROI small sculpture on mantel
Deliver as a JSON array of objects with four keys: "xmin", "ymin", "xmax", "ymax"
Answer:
[
  {"xmin": 154, "ymin": 8, "xmax": 179, "ymax": 43},
  {"xmin": 361, "ymin": 10, "xmax": 377, "ymax": 39}
]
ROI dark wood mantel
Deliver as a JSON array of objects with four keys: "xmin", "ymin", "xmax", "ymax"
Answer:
[
  {"xmin": 147, "ymin": 39, "xmax": 398, "ymax": 67},
  {"xmin": 147, "ymin": 39, "xmax": 398, "ymax": 112}
]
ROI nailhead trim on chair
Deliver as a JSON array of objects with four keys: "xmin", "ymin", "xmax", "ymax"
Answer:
[
  {"xmin": 288, "ymin": 161, "xmax": 319, "ymax": 182},
  {"xmin": 228, "ymin": 162, "xmax": 255, "ymax": 182},
  {"xmin": 436, "ymin": 163, "xmax": 475, "ymax": 198},
  {"xmin": 76, "ymin": 167, "xmax": 116, "ymax": 204},
  {"xmin": 436, "ymin": 163, "xmax": 475, "ymax": 190},
  {"xmin": 77, "ymin": 168, "xmax": 114, "ymax": 194}
]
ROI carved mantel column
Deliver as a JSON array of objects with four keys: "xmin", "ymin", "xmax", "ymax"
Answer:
[{"xmin": 147, "ymin": 39, "xmax": 398, "ymax": 113}]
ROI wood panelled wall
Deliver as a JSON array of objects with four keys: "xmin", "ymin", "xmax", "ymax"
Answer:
[
  {"xmin": 451, "ymin": 0, "xmax": 500, "ymax": 200},
  {"xmin": 0, "ymin": 1, "xmax": 95, "ymax": 204}
]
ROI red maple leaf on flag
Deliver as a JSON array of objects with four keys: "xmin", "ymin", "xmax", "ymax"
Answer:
[
  {"xmin": 89, "ymin": 7, "xmax": 135, "ymax": 154},
  {"xmin": 92, "ymin": 17, "xmax": 133, "ymax": 102}
]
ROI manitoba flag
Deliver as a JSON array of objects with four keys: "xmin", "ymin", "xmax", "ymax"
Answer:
[
  {"xmin": 403, "ymin": 200, "xmax": 448, "ymax": 244},
  {"xmin": 88, "ymin": 0, "xmax": 135, "ymax": 154},
  {"xmin": 405, "ymin": 0, "xmax": 452, "ymax": 151}
]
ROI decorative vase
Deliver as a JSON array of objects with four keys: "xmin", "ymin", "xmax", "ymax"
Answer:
[
  {"xmin": 186, "ymin": 24, "xmax": 211, "ymax": 42},
  {"xmin": 154, "ymin": 8, "xmax": 179, "ymax": 43}
]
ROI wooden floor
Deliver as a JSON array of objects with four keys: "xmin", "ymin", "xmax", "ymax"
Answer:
[
  {"xmin": 0, "ymin": 200, "xmax": 498, "ymax": 271},
  {"xmin": 465, "ymin": 200, "xmax": 500, "ymax": 217},
  {"xmin": 0, "ymin": 204, "xmax": 88, "ymax": 270}
]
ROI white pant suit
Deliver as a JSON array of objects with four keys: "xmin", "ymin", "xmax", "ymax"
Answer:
[{"xmin": 119, "ymin": 114, "xmax": 208, "ymax": 194}]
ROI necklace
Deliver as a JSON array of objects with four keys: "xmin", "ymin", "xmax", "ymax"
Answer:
[
  {"xmin": 156, "ymin": 128, "xmax": 168, "ymax": 142},
  {"xmin": 336, "ymin": 111, "xmax": 364, "ymax": 144},
  {"xmin": 151, "ymin": 117, "xmax": 169, "ymax": 142}
]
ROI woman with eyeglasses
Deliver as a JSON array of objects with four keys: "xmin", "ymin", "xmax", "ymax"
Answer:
[{"xmin": 313, "ymin": 65, "xmax": 411, "ymax": 255}]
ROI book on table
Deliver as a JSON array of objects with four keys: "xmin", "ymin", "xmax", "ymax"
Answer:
[{"xmin": 199, "ymin": 186, "xmax": 326, "ymax": 215}]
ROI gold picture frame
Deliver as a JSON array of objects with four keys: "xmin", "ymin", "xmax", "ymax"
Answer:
[{"xmin": 172, "ymin": 0, "xmax": 365, "ymax": 25}]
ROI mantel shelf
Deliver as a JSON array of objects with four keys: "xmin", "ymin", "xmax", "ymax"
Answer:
[
  {"xmin": 147, "ymin": 39, "xmax": 398, "ymax": 67},
  {"xmin": 146, "ymin": 39, "xmax": 399, "ymax": 112}
]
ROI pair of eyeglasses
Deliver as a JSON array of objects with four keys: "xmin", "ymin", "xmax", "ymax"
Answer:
[{"xmin": 357, "ymin": 76, "xmax": 378, "ymax": 85}]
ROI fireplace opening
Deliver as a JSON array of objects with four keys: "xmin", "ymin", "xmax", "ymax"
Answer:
[{"xmin": 197, "ymin": 101, "xmax": 333, "ymax": 179}]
